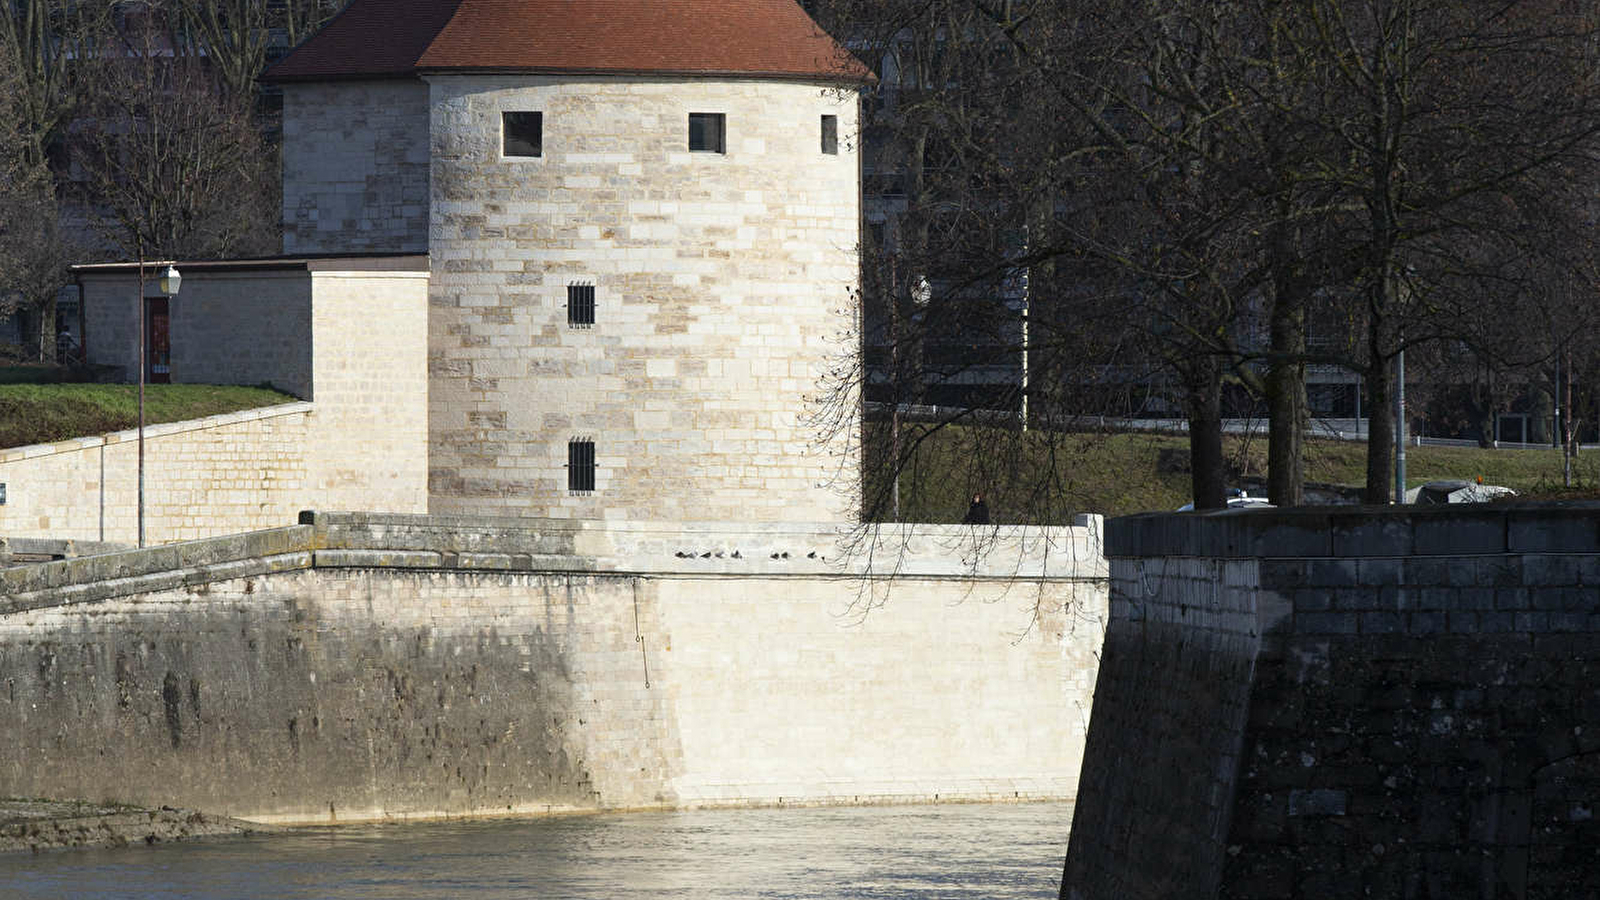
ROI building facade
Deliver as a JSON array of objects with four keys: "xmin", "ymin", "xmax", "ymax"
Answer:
[{"xmin": 268, "ymin": 0, "xmax": 868, "ymax": 524}]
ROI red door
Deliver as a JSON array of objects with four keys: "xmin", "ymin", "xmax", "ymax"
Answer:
[{"xmin": 146, "ymin": 296, "xmax": 170, "ymax": 383}]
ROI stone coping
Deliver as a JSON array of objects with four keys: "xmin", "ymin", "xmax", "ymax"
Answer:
[
  {"xmin": 1, "ymin": 511, "xmax": 1107, "ymax": 612},
  {"xmin": 0, "ymin": 401, "xmax": 315, "ymax": 463},
  {"xmin": 1108, "ymin": 503, "xmax": 1600, "ymax": 559}
]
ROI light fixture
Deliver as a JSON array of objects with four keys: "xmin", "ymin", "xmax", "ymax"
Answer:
[{"xmin": 156, "ymin": 266, "xmax": 181, "ymax": 296}]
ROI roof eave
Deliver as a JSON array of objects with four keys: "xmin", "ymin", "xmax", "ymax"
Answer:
[
  {"xmin": 415, "ymin": 65, "xmax": 873, "ymax": 84},
  {"xmin": 260, "ymin": 69, "xmax": 428, "ymax": 86}
]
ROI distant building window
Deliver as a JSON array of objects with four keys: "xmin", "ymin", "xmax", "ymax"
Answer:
[
  {"xmin": 503, "ymin": 111, "xmax": 543, "ymax": 158},
  {"xmin": 567, "ymin": 283, "xmax": 595, "ymax": 327},
  {"xmin": 821, "ymin": 115, "xmax": 838, "ymax": 154},
  {"xmin": 568, "ymin": 439, "xmax": 596, "ymax": 492},
  {"xmin": 688, "ymin": 113, "xmax": 725, "ymax": 153}
]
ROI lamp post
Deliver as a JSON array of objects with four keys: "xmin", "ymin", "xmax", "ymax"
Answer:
[{"xmin": 137, "ymin": 262, "xmax": 180, "ymax": 548}]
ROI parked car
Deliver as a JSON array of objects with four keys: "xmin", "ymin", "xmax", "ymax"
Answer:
[
  {"xmin": 1177, "ymin": 489, "xmax": 1275, "ymax": 512},
  {"xmin": 1405, "ymin": 480, "xmax": 1516, "ymax": 504}
]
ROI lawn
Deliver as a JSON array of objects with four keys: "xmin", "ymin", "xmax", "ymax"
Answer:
[
  {"xmin": 866, "ymin": 424, "xmax": 1600, "ymax": 523},
  {"xmin": 0, "ymin": 383, "xmax": 299, "ymax": 449}
]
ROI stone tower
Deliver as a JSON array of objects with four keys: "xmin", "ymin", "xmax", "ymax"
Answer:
[{"xmin": 266, "ymin": 0, "xmax": 867, "ymax": 524}]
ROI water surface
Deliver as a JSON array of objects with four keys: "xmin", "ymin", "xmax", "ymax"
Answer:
[{"xmin": 1, "ymin": 801, "xmax": 1072, "ymax": 899}]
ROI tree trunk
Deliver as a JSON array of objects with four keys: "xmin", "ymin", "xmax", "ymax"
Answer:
[
  {"xmin": 1187, "ymin": 361, "xmax": 1226, "ymax": 510},
  {"xmin": 38, "ymin": 295, "xmax": 56, "ymax": 364},
  {"xmin": 1266, "ymin": 271, "xmax": 1307, "ymax": 506},
  {"xmin": 1364, "ymin": 358, "xmax": 1395, "ymax": 504}
]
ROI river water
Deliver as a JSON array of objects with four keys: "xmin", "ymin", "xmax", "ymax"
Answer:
[{"xmin": 2, "ymin": 802, "xmax": 1071, "ymax": 899}]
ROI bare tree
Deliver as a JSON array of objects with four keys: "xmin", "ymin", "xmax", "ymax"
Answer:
[
  {"xmin": 0, "ymin": 17, "xmax": 77, "ymax": 361},
  {"xmin": 75, "ymin": 17, "xmax": 278, "ymax": 260},
  {"xmin": 171, "ymin": 0, "xmax": 346, "ymax": 104},
  {"xmin": 813, "ymin": 0, "xmax": 1600, "ymax": 520}
]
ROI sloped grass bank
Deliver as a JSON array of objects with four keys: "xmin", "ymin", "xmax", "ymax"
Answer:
[
  {"xmin": 0, "ymin": 384, "xmax": 298, "ymax": 449},
  {"xmin": 866, "ymin": 425, "xmax": 1600, "ymax": 522}
]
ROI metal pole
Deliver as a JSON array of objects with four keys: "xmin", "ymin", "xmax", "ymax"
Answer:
[
  {"xmin": 1020, "ymin": 230, "xmax": 1029, "ymax": 432},
  {"xmin": 1553, "ymin": 354, "xmax": 1561, "ymax": 449},
  {"xmin": 137, "ymin": 257, "xmax": 146, "ymax": 548},
  {"xmin": 1394, "ymin": 348, "xmax": 1406, "ymax": 504},
  {"xmin": 1020, "ymin": 300, "xmax": 1029, "ymax": 432}
]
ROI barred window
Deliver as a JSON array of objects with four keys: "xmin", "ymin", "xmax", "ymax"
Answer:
[
  {"xmin": 503, "ymin": 111, "xmax": 543, "ymax": 158},
  {"xmin": 688, "ymin": 112, "xmax": 725, "ymax": 153},
  {"xmin": 567, "ymin": 439, "xmax": 596, "ymax": 492},
  {"xmin": 821, "ymin": 114, "xmax": 838, "ymax": 155},
  {"xmin": 567, "ymin": 283, "xmax": 595, "ymax": 327}
]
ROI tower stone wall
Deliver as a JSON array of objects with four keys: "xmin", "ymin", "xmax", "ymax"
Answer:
[
  {"xmin": 281, "ymin": 80, "xmax": 432, "ymax": 255},
  {"xmin": 425, "ymin": 75, "xmax": 861, "ymax": 523}
]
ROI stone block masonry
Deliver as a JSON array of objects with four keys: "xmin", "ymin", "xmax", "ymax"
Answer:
[
  {"xmin": 281, "ymin": 80, "xmax": 431, "ymax": 255},
  {"xmin": 1062, "ymin": 505, "xmax": 1600, "ymax": 900},
  {"xmin": 0, "ymin": 512, "xmax": 1106, "ymax": 824},
  {"xmin": 0, "ymin": 404, "xmax": 315, "ymax": 544},
  {"xmin": 36, "ymin": 260, "xmax": 432, "ymax": 545},
  {"xmin": 424, "ymin": 75, "xmax": 861, "ymax": 524}
]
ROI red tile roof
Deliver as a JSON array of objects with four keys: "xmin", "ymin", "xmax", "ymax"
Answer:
[{"xmin": 263, "ymin": 0, "xmax": 870, "ymax": 83}]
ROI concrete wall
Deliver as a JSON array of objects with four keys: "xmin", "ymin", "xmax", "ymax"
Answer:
[
  {"xmin": 0, "ymin": 512, "xmax": 1105, "ymax": 824},
  {"xmin": 281, "ymin": 80, "xmax": 431, "ymax": 254},
  {"xmin": 426, "ymin": 75, "xmax": 861, "ymax": 524},
  {"xmin": 1063, "ymin": 506, "xmax": 1600, "ymax": 900},
  {"xmin": 83, "ymin": 269, "xmax": 314, "ymax": 398}
]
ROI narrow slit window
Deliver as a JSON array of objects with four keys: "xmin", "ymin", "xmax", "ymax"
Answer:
[
  {"xmin": 502, "ymin": 111, "xmax": 543, "ymax": 158},
  {"xmin": 821, "ymin": 114, "xmax": 838, "ymax": 155},
  {"xmin": 567, "ymin": 439, "xmax": 596, "ymax": 492},
  {"xmin": 567, "ymin": 283, "xmax": 595, "ymax": 327},
  {"xmin": 688, "ymin": 112, "xmax": 725, "ymax": 153}
]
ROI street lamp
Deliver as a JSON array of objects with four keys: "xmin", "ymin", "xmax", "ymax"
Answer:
[{"xmin": 137, "ymin": 262, "xmax": 180, "ymax": 547}]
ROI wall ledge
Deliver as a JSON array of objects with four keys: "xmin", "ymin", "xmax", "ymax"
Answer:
[{"xmin": 0, "ymin": 401, "xmax": 315, "ymax": 463}]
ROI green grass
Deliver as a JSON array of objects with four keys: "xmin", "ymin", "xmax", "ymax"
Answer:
[
  {"xmin": 868, "ymin": 425, "xmax": 1600, "ymax": 523},
  {"xmin": 0, "ymin": 384, "xmax": 299, "ymax": 449}
]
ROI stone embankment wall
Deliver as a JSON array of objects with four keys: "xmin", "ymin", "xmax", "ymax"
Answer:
[
  {"xmin": 1062, "ymin": 506, "xmax": 1600, "ymax": 900},
  {"xmin": 0, "ymin": 512, "xmax": 1106, "ymax": 825}
]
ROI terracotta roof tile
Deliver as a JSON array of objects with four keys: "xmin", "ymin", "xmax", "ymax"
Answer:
[{"xmin": 264, "ymin": 0, "xmax": 869, "ymax": 83}]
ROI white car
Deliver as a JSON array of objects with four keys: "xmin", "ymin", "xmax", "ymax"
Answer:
[{"xmin": 1177, "ymin": 490, "xmax": 1275, "ymax": 512}]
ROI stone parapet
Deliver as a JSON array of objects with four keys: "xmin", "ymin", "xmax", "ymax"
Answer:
[{"xmin": 299, "ymin": 510, "xmax": 1106, "ymax": 581}]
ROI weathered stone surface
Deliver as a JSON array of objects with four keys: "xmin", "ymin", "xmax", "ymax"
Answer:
[
  {"xmin": 1068, "ymin": 506, "xmax": 1600, "ymax": 900},
  {"xmin": 0, "ymin": 800, "xmax": 280, "ymax": 854},
  {"xmin": 0, "ymin": 514, "xmax": 1106, "ymax": 824}
]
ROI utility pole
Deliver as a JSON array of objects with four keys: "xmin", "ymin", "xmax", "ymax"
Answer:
[{"xmin": 1394, "ymin": 348, "xmax": 1406, "ymax": 504}]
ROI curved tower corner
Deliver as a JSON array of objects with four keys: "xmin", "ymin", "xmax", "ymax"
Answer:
[{"xmin": 424, "ymin": 75, "xmax": 862, "ymax": 523}]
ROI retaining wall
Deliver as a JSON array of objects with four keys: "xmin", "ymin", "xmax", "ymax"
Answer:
[
  {"xmin": 1062, "ymin": 505, "xmax": 1600, "ymax": 900},
  {"xmin": 0, "ymin": 404, "xmax": 316, "ymax": 544},
  {"xmin": 0, "ymin": 512, "xmax": 1106, "ymax": 825}
]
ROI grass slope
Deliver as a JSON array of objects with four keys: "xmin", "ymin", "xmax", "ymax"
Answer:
[
  {"xmin": 0, "ymin": 384, "xmax": 299, "ymax": 449},
  {"xmin": 872, "ymin": 427, "xmax": 1600, "ymax": 523}
]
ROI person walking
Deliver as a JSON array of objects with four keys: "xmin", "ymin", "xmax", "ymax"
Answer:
[{"xmin": 962, "ymin": 492, "xmax": 990, "ymax": 525}]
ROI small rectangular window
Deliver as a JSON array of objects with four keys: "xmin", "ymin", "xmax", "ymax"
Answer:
[
  {"xmin": 503, "ymin": 111, "xmax": 542, "ymax": 158},
  {"xmin": 567, "ymin": 283, "xmax": 595, "ymax": 327},
  {"xmin": 567, "ymin": 439, "xmax": 596, "ymax": 492},
  {"xmin": 688, "ymin": 112, "xmax": 725, "ymax": 153},
  {"xmin": 821, "ymin": 114, "xmax": 838, "ymax": 155}
]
